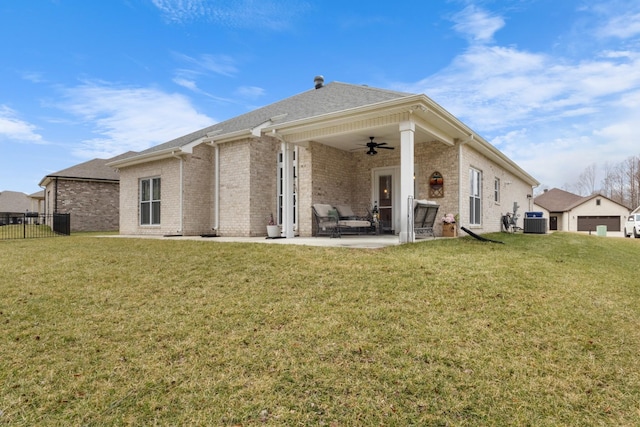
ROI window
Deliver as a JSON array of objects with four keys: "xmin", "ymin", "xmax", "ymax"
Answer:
[
  {"xmin": 469, "ymin": 168, "xmax": 482, "ymax": 225},
  {"xmin": 596, "ymin": 199, "xmax": 601, "ymax": 206},
  {"xmin": 277, "ymin": 148, "xmax": 298, "ymax": 226},
  {"xmin": 494, "ymin": 178, "xmax": 500, "ymax": 203},
  {"xmin": 140, "ymin": 177, "xmax": 161, "ymax": 225}
]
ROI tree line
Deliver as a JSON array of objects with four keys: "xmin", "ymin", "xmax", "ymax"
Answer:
[{"xmin": 559, "ymin": 154, "xmax": 640, "ymax": 209}]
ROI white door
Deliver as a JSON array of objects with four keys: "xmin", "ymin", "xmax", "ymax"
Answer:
[{"xmin": 373, "ymin": 168, "xmax": 400, "ymax": 234}]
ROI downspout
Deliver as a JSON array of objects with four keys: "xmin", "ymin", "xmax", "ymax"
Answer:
[
  {"xmin": 203, "ymin": 136, "xmax": 220, "ymax": 234},
  {"xmin": 213, "ymin": 142, "xmax": 220, "ymax": 232},
  {"xmin": 171, "ymin": 151, "xmax": 184, "ymax": 234},
  {"xmin": 54, "ymin": 177, "xmax": 58, "ymax": 213},
  {"xmin": 458, "ymin": 135, "xmax": 473, "ymax": 229}
]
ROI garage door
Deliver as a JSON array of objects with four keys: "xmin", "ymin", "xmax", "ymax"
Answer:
[{"xmin": 577, "ymin": 216, "xmax": 620, "ymax": 231}]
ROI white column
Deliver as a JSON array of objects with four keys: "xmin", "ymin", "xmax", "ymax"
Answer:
[
  {"xmin": 399, "ymin": 120, "xmax": 415, "ymax": 243},
  {"xmin": 282, "ymin": 142, "xmax": 295, "ymax": 238}
]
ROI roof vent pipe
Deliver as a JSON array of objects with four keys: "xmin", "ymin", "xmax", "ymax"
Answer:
[{"xmin": 314, "ymin": 75, "xmax": 324, "ymax": 89}]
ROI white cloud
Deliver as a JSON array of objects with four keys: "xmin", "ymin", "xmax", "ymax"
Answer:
[
  {"xmin": 451, "ymin": 5, "xmax": 505, "ymax": 44},
  {"xmin": 394, "ymin": 4, "xmax": 640, "ymax": 189},
  {"xmin": 235, "ymin": 85, "xmax": 265, "ymax": 100},
  {"xmin": 400, "ymin": 43, "xmax": 640, "ymax": 133},
  {"xmin": 57, "ymin": 82, "xmax": 214, "ymax": 158},
  {"xmin": 0, "ymin": 105, "xmax": 45, "ymax": 144},
  {"xmin": 151, "ymin": 0, "xmax": 310, "ymax": 29},
  {"xmin": 173, "ymin": 52, "xmax": 238, "ymax": 77}
]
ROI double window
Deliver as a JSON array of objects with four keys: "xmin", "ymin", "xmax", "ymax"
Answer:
[
  {"xmin": 140, "ymin": 177, "xmax": 161, "ymax": 225},
  {"xmin": 469, "ymin": 168, "xmax": 482, "ymax": 226}
]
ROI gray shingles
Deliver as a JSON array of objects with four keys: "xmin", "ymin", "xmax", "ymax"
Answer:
[
  {"xmin": 137, "ymin": 82, "xmax": 412, "ymax": 156},
  {"xmin": 0, "ymin": 191, "xmax": 31, "ymax": 212},
  {"xmin": 534, "ymin": 188, "xmax": 586, "ymax": 212},
  {"xmin": 44, "ymin": 151, "xmax": 136, "ymax": 181}
]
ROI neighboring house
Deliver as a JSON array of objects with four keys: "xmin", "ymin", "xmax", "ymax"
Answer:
[
  {"xmin": 39, "ymin": 152, "xmax": 134, "ymax": 232},
  {"xmin": 108, "ymin": 77, "xmax": 539, "ymax": 243},
  {"xmin": 534, "ymin": 188, "xmax": 630, "ymax": 232},
  {"xmin": 29, "ymin": 190, "xmax": 45, "ymax": 214},
  {"xmin": 0, "ymin": 190, "xmax": 31, "ymax": 225}
]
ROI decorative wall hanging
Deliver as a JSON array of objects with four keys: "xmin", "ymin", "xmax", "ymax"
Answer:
[{"xmin": 429, "ymin": 171, "xmax": 444, "ymax": 198}]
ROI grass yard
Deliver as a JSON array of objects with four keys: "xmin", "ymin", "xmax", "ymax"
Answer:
[{"xmin": 1, "ymin": 232, "xmax": 640, "ymax": 426}]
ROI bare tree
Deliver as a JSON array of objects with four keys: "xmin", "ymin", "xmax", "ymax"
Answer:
[
  {"xmin": 577, "ymin": 163, "xmax": 598, "ymax": 196},
  {"xmin": 625, "ymin": 155, "xmax": 640, "ymax": 209}
]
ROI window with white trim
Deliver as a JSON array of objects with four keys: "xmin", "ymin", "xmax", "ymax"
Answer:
[
  {"xmin": 277, "ymin": 148, "xmax": 298, "ymax": 226},
  {"xmin": 494, "ymin": 177, "xmax": 500, "ymax": 203},
  {"xmin": 140, "ymin": 177, "xmax": 161, "ymax": 225},
  {"xmin": 469, "ymin": 168, "xmax": 482, "ymax": 225}
]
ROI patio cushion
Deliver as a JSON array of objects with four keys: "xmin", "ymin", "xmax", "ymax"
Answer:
[
  {"xmin": 335, "ymin": 205, "xmax": 356, "ymax": 218},
  {"xmin": 338, "ymin": 220, "xmax": 371, "ymax": 227},
  {"xmin": 313, "ymin": 204, "xmax": 334, "ymax": 218}
]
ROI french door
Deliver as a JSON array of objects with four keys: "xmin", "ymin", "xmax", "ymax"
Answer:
[{"xmin": 277, "ymin": 148, "xmax": 297, "ymax": 228}]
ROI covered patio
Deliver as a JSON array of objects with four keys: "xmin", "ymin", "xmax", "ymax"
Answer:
[{"xmin": 261, "ymin": 90, "xmax": 472, "ymax": 244}]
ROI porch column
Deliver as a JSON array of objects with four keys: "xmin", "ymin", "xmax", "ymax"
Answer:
[
  {"xmin": 282, "ymin": 142, "xmax": 295, "ymax": 238},
  {"xmin": 399, "ymin": 120, "xmax": 415, "ymax": 243}
]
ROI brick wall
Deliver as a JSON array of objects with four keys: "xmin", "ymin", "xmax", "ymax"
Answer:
[
  {"xmin": 217, "ymin": 139, "xmax": 252, "ymax": 236},
  {"xmin": 460, "ymin": 143, "xmax": 533, "ymax": 232},
  {"xmin": 118, "ymin": 157, "xmax": 181, "ymax": 235},
  {"xmin": 45, "ymin": 179, "xmax": 119, "ymax": 232},
  {"xmin": 182, "ymin": 144, "xmax": 215, "ymax": 235}
]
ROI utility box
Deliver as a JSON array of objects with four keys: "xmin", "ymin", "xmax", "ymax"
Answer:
[
  {"xmin": 596, "ymin": 225, "xmax": 607, "ymax": 236},
  {"xmin": 525, "ymin": 211, "xmax": 543, "ymax": 218},
  {"xmin": 524, "ymin": 217, "xmax": 547, "ymax": 234}
]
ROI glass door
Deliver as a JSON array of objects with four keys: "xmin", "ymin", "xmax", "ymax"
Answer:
[{"xmin": 373, "ymin": 168, "xmax": 399, "ymax": 234}]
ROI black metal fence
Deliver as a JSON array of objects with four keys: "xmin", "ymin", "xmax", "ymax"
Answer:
[{"xmin": 0, "ymin": 212, "xmax": 71, "ymax": 240}]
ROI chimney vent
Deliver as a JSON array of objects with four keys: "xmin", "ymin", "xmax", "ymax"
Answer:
[{"xmin": 314, "ymin": 75, "xmax": 324, "ymax": 89}]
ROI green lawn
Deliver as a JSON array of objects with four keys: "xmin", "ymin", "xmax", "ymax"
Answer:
[{"xmin": 1, "ymin": 233, "xmax": 639, "ymax": 426}]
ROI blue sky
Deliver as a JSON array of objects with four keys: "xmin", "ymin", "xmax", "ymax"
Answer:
[{"xmin": 1, "ymin": 0, "xmax": 639, "ymax": 194}]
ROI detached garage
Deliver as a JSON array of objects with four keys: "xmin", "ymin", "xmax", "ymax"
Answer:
[
  {"xmin": 577, "ymin": 216, "xmax": 621, "ymax": 232},
  {"xmin": 534, "ymin": 188, "xmax": 630, "ymax": 233}
]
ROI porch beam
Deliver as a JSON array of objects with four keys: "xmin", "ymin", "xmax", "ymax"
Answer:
[{"xmin": 399, "ymin": 120, "xmax": 415, "ymax": 243}]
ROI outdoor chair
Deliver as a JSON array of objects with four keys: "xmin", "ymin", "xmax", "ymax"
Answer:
[
  {"xmin": 312, "ymin": 204, "xmax": 373, "ymax": 237},
  {"xmin": 413, "ymin": 200, "xmax": 439, "ymax": 239},
  {"xmin": 312, "ymin": 204, "xmax": 341, "ymax": 237},
  {"xmin": 335, "ymin": 205, "xmax": 374, "ymax": 234}
]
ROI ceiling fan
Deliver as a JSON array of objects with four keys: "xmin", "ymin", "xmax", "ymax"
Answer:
[{"xmin": 361, "ymin": 136, "xmax": 395, "ymax": 156}]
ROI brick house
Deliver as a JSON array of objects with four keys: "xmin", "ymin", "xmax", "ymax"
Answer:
[
  {"xmin": 39, "ymin": 152, "xmax": 134, "ymax": 232},
  {"xmin": 109, "ymin": 77, "xmax": 539, "ymax": 243}
]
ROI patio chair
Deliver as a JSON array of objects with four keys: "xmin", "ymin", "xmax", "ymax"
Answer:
[
  {"xmin": 312, "ymin": 204, "xmax": 340, "ymax": 238},
  {"xmin": 335, "ymin": 204, "xmax": 373, "ymax": 235},
  {"xmin": 414, "ymin": 200, "xmax": 439, "ymax": 239}
]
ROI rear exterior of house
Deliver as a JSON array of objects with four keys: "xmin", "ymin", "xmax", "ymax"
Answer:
[{"xmin": 111, "ymin": 79, "xmax": 538, "ymax": 241}]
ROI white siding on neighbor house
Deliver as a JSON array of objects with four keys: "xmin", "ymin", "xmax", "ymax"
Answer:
[{"xmin": 567, "ymin": 197, "xmax": 629, "ymax": 232}]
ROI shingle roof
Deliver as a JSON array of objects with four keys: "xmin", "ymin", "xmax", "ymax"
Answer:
[
  {"xmin": 0, "ymin": 191, "xmax": 31, "ymax": 212},
  {"xmin": 42, "ymin": 151, "xmax": 136, "ymax": 182},
  {"xmin": 137, "ymin": 81, "xmax": 412, "ymax": 156},
  {"xmin": 534, "ymin": 188, "xmax": 585, "ymax": 211}
]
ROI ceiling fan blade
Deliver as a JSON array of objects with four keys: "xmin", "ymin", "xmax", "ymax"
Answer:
[{"xmin": 377, "ymin": 145, "xmax": 394, "ymax": 150}]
